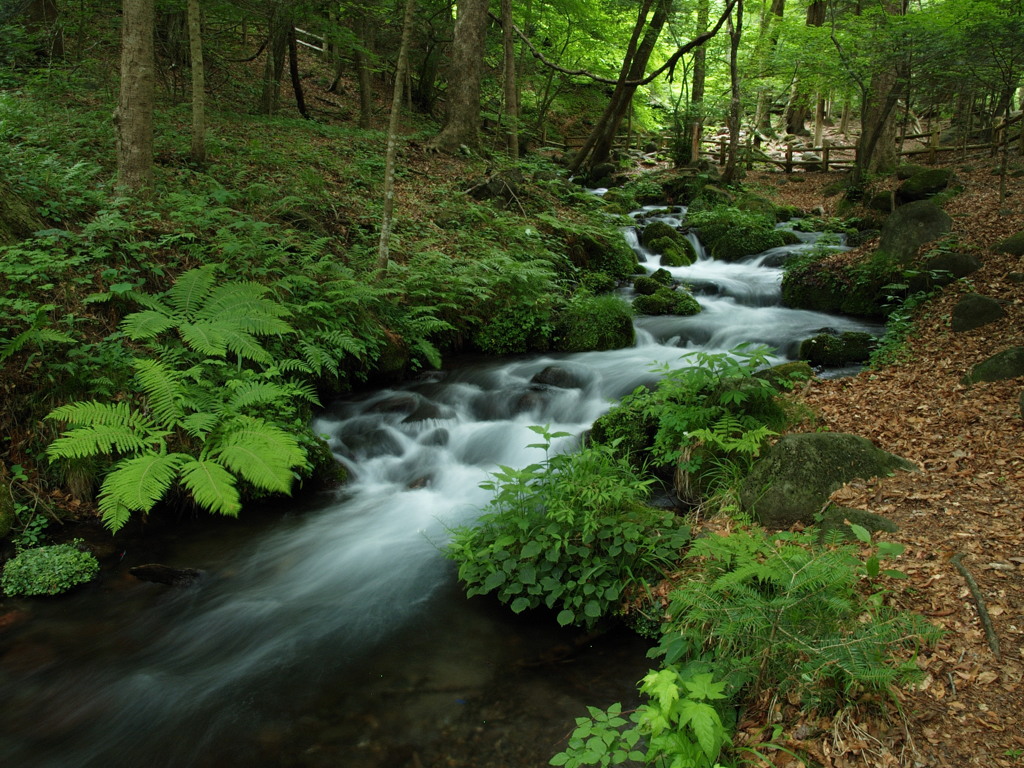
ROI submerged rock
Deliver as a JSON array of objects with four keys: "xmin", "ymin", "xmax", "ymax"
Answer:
[{"xmin": 130, "ymin": 564, "xmax": 205, "ymax": 587}]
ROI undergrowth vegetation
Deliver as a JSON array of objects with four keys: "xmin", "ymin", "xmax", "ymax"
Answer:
[
  {"xmin": 445, "ymin": 349, "xmax": 940, "ymax": 768},
  {"xmin": 1, "ymin": 69, "xmax": 643, "ymax": 535}
]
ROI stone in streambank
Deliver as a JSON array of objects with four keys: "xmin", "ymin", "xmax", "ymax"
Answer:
[
  {"xmin": 962, "ymin": 346, "xmax": 1024, "ymax": 386},
  {"xmin": 740, "ymin": 433, "xmax": 916, "ymax": 529}
]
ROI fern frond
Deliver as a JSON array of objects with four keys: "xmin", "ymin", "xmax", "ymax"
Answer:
[
  {"xmin": 47, "ymin": 400, "xmax": 147, "ymax": 429},
  {"xmin": 47, "ymin": 424, "xmax": 153, "ymax": 459},
  {"xmin": 177, "ymin": 320, "xmax": 229, "ymax": 358},
  {"xmin": 211, "ymin": 418, "xmax": 307, "ymax": 493},
  {"xmin": 132, "ymin": 358, "xmax": 186, "ymax": 426},
  {"xmin": 220, "ymin": 328, "xmax": 273, "ymax": 365},
  {"xmin": 178, "ymin": 458, "xmax": 242, "ymax": 516},
  {"xmin": 180, "ymin": 412, "xmax": 220, "ymax": 438},
  {"xmin": 226, "ymin": 381, "xmax": 295, "ymax": 411},
  {"xmin": 198, "ymin": 283, "xmax": 293, "ymax": 336},
  {"xmin": 97, "ymin": 453, "xmax": 186, "ymax": 524},
  {"xmin": 121, "ymin": 309, "xmax": 175, "ymax": 340},
  {"xmin": 167, "ymin": 266, "xmax": 216, "ymax": 318},
  {"xmin": 0, "ymin": 327, "xmax": 75, "ymax": 362}
]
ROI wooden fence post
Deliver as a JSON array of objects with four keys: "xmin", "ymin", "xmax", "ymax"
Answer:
[
  {"xmin": 719, "ymin": 137, "xmax": 727, "ymax": 166},
  {"xmin": 822, "ymin": 139, "xmax": 831, "ymax": 172},
  {"xmin": 929, "ymin": 129, "xmax": 940, "ymax": 164},
  {"xmin": 785, "ymin": 144, "xmax": 793, "ymax": 173}
]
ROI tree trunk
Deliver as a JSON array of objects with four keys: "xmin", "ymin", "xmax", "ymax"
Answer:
[
  {"xmin": 429, "ymin": 0, "xmax": 490, "ymax": 152},
  {"xmin": 116, "ymin": 0, "xmax": 155, "ymax": 195},
  {"xmin": 570, "ymin": 0, "xmax": 670, "ymax": 174},
  {"xmin": 187, "ymin": 0, "xmax": 206, "ymax": 164},
  {"xmin": 686, "ymin": 0, "xmax": 710, "ymax": 163},
  {"xmin": 501, "ymin": 0, "xmax": 519, "ymax": 157},
  {"xmin": 287, "ymin": 26, "xmax": 309, "ymax": 118},
  {"xmin": 721, "ymin": 0, "xmax": 743, "ymax": 185},
  {"xmin": 377, "ymin": 0, "xmax": 418, "ymax": 269},
  {"xmin": 261, "ymin": 5, "xmax": 289, "ymax": 115},
  {"xmin": 26, "ymin": 0, "xmax": 64, "ymax": 59}
]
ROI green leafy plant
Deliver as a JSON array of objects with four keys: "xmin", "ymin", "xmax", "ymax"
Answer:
[
  {"xmin": 45, "ymin": 267, "xmax": 314, "ymax": 532},
  {"xmin": 550, "ymin": 665, "xmax": 733, "ymax": 768},
  {"xmin": 1, "ymin": 540, "xmax": 99, "ymax": 596},
  {"xmin": 655, "ymin": 526, "xmax": 941, "ymax": 712},
  {"xmin": 446, "ymin": 426, "xmax": 690, "ymax": 628},
  {"xmin": 592, "ymin": 346, "xmax": 792, "ymax": 503}
]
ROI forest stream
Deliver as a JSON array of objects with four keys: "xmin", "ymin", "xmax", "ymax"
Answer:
[{"xmin": 0, "ymin": 208, "xmax": 882, "ymax": 768}]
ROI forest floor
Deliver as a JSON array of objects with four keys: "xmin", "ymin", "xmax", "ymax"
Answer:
[{"xmin": 732, "ymin": 160, "xmax": 1024, "ymax": 767}]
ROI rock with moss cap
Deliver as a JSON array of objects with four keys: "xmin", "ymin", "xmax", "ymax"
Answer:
[
  {"xmin": 740, "ymin": 433, "xmax": 916, "ymax": 529},
  {"xmin": 962, "ymin": 346, "xmax": 1024, "ymax": 385},
  {"xmin": 647, "ymin": 235, "xmax": 696, "ymax": 267},
  {"xmin": 993, "ymin": 231, "xmax": 1024, "ymax": 256}
]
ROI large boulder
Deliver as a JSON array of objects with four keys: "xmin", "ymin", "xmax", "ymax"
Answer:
[
  {"xmin": 951, "ymin": 294, "xmax": 1008, "ymax": 332},
  {"xmin": 640, "ymin": 220, "xmax": 682, "ymax": 248},
  {"xmin": 739, "ymin": 433, "xmax": 916, "ymax": 529},
  {"xmin": 962, "ymin": 346, "xmax": 1024, "ymax": 385},
  {"xmin": 876, "ymin": 200, "xmax": 952, "ymax": 266},
  {"xmin": 895, "ymin": 168, "xmax": 955, "ymax": 204}
]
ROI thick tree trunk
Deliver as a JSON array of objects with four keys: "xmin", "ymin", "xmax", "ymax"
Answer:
[
  {"xmin": 26, "ymin": 0, "xmax": 64, "ymax": 58},
  {"xmin": 287, "ymin": 26, "xmax": 309, "ymax": 118},
  {"xmin": 429, "ymin": 0, "xmax": 489, "ymax": 152},
  {"xmin": 187, "ymin": 0, "xmax": 206, "ymax": 164},
  {"xmin": 377, "ymin": 0, "xmax": 418, "ymax": 269},
  {"xmin": 115, "ymin": 0, "xmax": 155, "ymax": 195}
]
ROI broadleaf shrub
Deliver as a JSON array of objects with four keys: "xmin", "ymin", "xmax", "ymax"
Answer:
[
  {"xmin": 1, "ymin": 541, "xmax": 100, "ymax": 596},
  {"xmin": 446, "ymin": 426, "xmax": 690, "ymax": 629}
]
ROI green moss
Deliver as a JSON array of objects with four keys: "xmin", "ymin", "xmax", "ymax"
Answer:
[
  {"xmin": 633, "ymin": 287, "xmax": 701, "ymax": 316},
  {"xmin": 640, "ymin": 220, "xmax": 680, "ymax": 248},
  {"xmin": 554, "ymin": 293, "xmax": 635, "ymax": 352},
  {"xmin": 647, "ymin": 235, "xmax": 695, "ymax": 266},
  {"xmin": 633, "ymin": 275, "xmax": 661, "ymax": 295},
  {"xmin": 650, "ymin": 268, "xmax": 674, "ymax": 285}
]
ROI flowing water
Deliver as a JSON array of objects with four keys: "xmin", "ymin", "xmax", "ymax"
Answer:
[{"xmin": 0, "ymin": 209, "xmax": 881, "ymax": 767}]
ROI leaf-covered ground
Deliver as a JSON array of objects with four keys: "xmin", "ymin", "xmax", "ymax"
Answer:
[{"xmin": 738, "ymin": 162, "xmax": 1024, "ymax": 767}]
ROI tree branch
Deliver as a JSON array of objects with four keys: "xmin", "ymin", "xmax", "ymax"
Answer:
[{"xmin": 499, "ymin": 0, "xmax": 737, "ymax": 88}]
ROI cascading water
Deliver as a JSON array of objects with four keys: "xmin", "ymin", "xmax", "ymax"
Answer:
[{"xmin": 0, "ymin": 207, "xmax": 881, "ymax": 767}]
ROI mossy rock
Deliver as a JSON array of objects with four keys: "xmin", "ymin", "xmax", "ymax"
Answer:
[
  {"xmin": 993, "ymin": 231, "xmax": 1024, "ymax": 256},
  {"xmin": 633, "ymin": 275, "xmax": 661, "ymax": 295},
  {"xmin": 906, "ymin": 251, "xmax": 981, "ymax": 293},
  {"xmin": 708, "ymin": 227, "xmax": 787, "ymax": 262},
  {"xmin": 754, "ymin": 360, "xmax": 814, "ymax": 390},
  {"xmin": 735, "ymin": 193, "xmax": 778, "ymax": 217},
  {"xmin": 0, "ymin": 189, "xmax": 45, "ymax": 246},
  {"xmin": 579, "ymin": 271, "xmax": 618, "ymax": 294},
  {"xmin": 876, "ymin": 200, "xmax": 952, "ymax": 267},
  {"xmin": 740, "ymin": 433, "xmax": 916, "ymax": 529},
  {"xmin": 896, "ymin": 168, "xmax": 955, "ymax": 204},
  {"xmin": 650, "ymin": 268, "xmax": 674, "ymax": 285},
  {"xmin": 951, "ymin": 294, "xmax": 1007, "ymax": 332},
  {"xmin": 775, "ymin": 205, "xmax": 803, "ymax": 222},
  {"xmin": 566, "ymin": 230, "xmax": 638, "ymax": 281},
  {"xmin": 867, "ymin": 191, "xmax": 895, "ymax": 212},
  {"xmin": 640, "ymin": 220, "xmax": 681, "ymax": 248},
  {"xmin": 895, "ymin": 163, "xmax": 928, "ymax": 180},
  {"xmin": 553, "ymin": 295, "xmax": 635, "ymax": 352},
  {"xmin": 589, "ymin": 398, "xmax": 660, "ymax": 470},
  {"xmin": 633, "ymin": 286, "xmax": 701, "ymax": 316},
  {"xmin": 817, "ymin": 505, "xmax": 898, "ymax": 544},
  {"xmin": 962, "ymin": 346, "xmax": 1024, "ymax": 385},
  {"xmin": 304, "ymin": 436, "xmax": 349, "ymax": 489},
  {"xmin": 799, "ymin": 331, "xmax": 874, "ymax": 367},
  {"xmin": 648, "ymin": 235, "xmax": 695, "ymax": 267}
]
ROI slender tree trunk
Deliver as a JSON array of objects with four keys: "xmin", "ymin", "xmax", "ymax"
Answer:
[
  {"xmin": 430, "ymin": 0, "xmax": 489, "ymax": 151},
  {"xmin": 570, "ymin": 0, "xmax": 670, "ymax": 174},
  {"xmin": 687, "ymin": 0, "xmax": 710, "ymax": 163},
  {"xmin": 261, "ymin": 5, "xmax": 288, "ymax": 115},
  {"xmin": 288, "ymin": 26, "xmax": 309, "ymax": 118},
  {"xmin": 721, "ymin": 0, "xmax": 743, "ymax": 184},
  {"xmin": 501, "ymin": 0, "xmax": 519, "ymax": 157},
  {"xmin": 187, "ymin": 0, "xmax": 206, "ymax": 164},
  {"xmin": 116, "ymin": 0, "xmax": 155, "ymax": 195},
  {"xmin": 354, "ymin": 16, "xmax": 374, "ymax": 128},
  {"xmin": 377, "ymin": 0, "xmax": 418, "ymax": 270}
]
